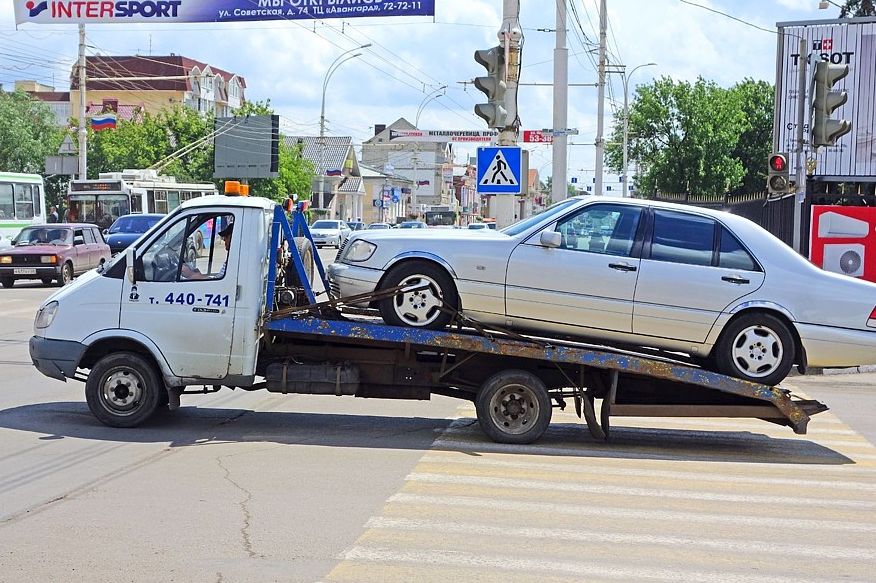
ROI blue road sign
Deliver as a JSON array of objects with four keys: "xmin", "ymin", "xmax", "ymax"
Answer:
[{"xmin": 477, "ymin": 147, "xmax": 522, "ymax": 194}]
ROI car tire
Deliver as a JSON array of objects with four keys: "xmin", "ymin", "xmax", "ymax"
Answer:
[
  {"xmin": 714, "ymin": 313, "xmax": 795, "ymax": 386},
  {"xmin": 291, "ymin": 236, "xmax": 315, "ymax": 287},
  {"xmin": 378, "ymin": 261, "xmax": 457, "ymax": 330},
  {"xmin": 0, "ymin": 277, "xmax": 13, "ymax": 289},
  {"xmin": 475, "ymin": 370, "xmax": 552, "ymax": 444},
  {"xmin": 85, "ymin": 352, "xmax": 163, "ymax": 428},
  {"xmin": 57, "ymin": 262, "xmax": 73, "ymax": 286}
]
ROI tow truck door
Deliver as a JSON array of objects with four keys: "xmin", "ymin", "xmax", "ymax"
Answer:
[{"xmin": 120, "ymin": 209, "xmax": 242, "ymax": 379}]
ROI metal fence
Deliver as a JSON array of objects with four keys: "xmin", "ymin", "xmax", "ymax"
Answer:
[{"xmin": 647, "ymin": 181, "xmax": 876, "ymax": 254}]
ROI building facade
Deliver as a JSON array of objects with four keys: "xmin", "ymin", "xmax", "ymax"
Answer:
[
  {"xmin": 69, "ymin": 55, "xmax": 246, "ymax": 118},
  {"xmin": 288, "ymin": 136, "xmax": 366, "ymax": 222},
  {"xmin": 361, "ymin": 118, "xmax": 456, "ymax": 218}
]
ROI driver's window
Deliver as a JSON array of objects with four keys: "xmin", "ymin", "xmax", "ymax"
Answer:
[{"xmin": 138, "ymin": 213, "xmax": 234, "ymax": 283}]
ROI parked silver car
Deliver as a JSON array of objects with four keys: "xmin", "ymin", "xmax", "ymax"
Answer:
[
  {"xmin": 310, "ymin": 220, "xmax": 351, "ymax": 248},
  {"xmin": 328, "ymin": 196, "xmax": 876, "ymax": 385}
]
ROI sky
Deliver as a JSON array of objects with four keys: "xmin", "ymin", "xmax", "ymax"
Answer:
[{"xmin": 0, "ymin": 0, "xmax": 847, "ymax": 185}]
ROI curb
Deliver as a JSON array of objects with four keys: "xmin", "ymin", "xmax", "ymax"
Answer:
[{"xmin": 799, "ymin": 364, "xmax": 876, "ymax": 376}]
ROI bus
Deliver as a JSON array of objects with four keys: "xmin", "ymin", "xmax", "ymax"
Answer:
[
  {"xmin": 424, "ymin": 208, "xmax": 457, "ymax": 227},
  {"xmin": 0, "ymin": 172, "xmax": 46, "ymax": 249},
  {"xmin": 67, "ymin": 169, "xmax": 217, "ymax": 230}
]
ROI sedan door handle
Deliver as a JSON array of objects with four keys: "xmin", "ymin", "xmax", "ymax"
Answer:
[
  {"xmin": 608, "ymin": 262, "xmax": 637, "ymax": 272},
  {"xmin": 722, "ymin": 275, "xmax": 750, "ymax": 285}
]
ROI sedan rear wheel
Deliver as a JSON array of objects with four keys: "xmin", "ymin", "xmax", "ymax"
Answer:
[
  {"xmin": 378, "ymin": 261, "xmax": 457, "ymax": 330},
  {"xmin": 715, "ymin": 313, "xmax": 795, "ymax": 386}
]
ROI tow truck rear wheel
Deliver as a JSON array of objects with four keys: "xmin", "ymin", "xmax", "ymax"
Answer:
[
  {"xmin": 292, "ymin": 236, "xmax": 314, "ymax": 286},
  {"xmin": 475, "ymin": 370, "xmax": 552, "ymax": 444},
  {"xmin": 85, "ymin": 352, "xmax": 163, "ymax": 428}
]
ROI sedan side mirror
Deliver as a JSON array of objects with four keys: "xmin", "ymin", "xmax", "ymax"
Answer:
[
  {"xmin": 125, "ymin": 246, "xmax": 136, "ymax": 284},
  {"xmin": 540, "ymin": 231, "xmax": 562, "ymax": 248}
]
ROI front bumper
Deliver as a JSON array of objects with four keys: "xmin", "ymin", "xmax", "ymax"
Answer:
[
  {"xmin": 0, "ymin": 265, "xmax": 61, "ymax": 280},
  {"xmin": 327, "ymin": 262, "xmax": 384, "ymax": 303},
  {"xmin": 29, "ymin": 336, "xmax": 87, "ymax": 381},
  {"xmin": 797, "ymin": 323, "xmax": 876, "ymax": 368},
  {"xmin": 312, "ymin": 235, "xmax": 339, "ymax": 247}
]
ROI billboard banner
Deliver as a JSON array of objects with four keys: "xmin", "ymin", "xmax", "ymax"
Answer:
[
  {"xmin": 775, "ymin": 20, "xmax": 876, "ymax": 178},
  {"xmin": 389, "ymin": 129, "xmax": 498, "ymax": 143},
  {"xmin": 15, "ymin": 0, "xmax": 435, "ymax": 25}
]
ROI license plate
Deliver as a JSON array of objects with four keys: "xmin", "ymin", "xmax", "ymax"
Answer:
[{"xmin": 13, "ymin": 268, "xmax": 37, "ymax": 275}]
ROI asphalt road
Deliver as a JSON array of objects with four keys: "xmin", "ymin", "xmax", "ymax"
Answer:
[{"xmin": 1, "ymin": 249, "xmax": 875, "ymax": 582}]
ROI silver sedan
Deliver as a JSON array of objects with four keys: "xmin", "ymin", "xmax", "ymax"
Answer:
[{"xmin": 328, "ymin": 197, "xmax": 876, "ymax": 385}]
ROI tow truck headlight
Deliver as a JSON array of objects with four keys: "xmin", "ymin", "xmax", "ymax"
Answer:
[
  {"xmin": 35, "ymin": 301, "xmax": 59, "ymax": 329},
  {"xmin": 0, "ymin": 256, "xmax": 10, "ymax": 264},
  {"xmin": 344, "ymin": 240, "xmax": 377, "ymax": 262},
  {"xmin": 41, "ymin": 255, "xmax": 57, "ymax": 264}
]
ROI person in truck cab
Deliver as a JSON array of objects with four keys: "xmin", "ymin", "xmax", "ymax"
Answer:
[{"xmin": 181, "ymin": 221, "xmax": 233, "ymax": 281}]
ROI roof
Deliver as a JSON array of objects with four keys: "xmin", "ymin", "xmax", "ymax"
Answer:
[
  {"xmin": 180, "ymin": 194, "xmax": 277, "ymax": 212},
  {"xmin": 286, "ymin": 136, "xmax": 353, "ymax": 174},
  {"xmin": 27, "ymin": 91, "xmax": 70, "ymax": 102},
  {"xmin": 85, "ymin": 103, "xmax": 142, "ymax": 122},
  {"xmin": 338, "ymin": 176, "xmax": 364, "ymax": 194},
  {"xmin": 71, "ymin": 55, "xmax": 246, "ymax": 92}
]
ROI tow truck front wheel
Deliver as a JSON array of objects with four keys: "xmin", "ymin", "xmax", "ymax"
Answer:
[
  {"xmin": 475, "ymin": 370, "xmax": 552, "ymax": 444},
  {"xmin": 85, "ymin": 352, "xmax": 163, "ymax": 428}
]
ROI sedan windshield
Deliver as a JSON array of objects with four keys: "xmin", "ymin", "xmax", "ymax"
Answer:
[
  {"xmin": 109, "ymin": 215, "xmax": 162, "ymax": 234},
  {"xmin": 501, "ymin": 198, "xmax": 580, "ymax": 236},
  {"xmin": 14, "ymin": 227, "xmax": 72, "ymax": 246},
  {"xmin": 312, "ymin": 220, "xmax": 339, "ymax": 229}
]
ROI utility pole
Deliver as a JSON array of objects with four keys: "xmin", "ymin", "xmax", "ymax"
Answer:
[
  {"xmin": 552, "ymin": 0, "xmax": 568, "ymax": 202},
  {"xmin": 594, "ymin": 0, "xmax": 607, "ymax": 196},
  {"xmin": 498, "ymin": 0, "xmax": 522, "ymax": 147},
  {"xmin": 77, "ymin": 24, "xmax": 87, "ymax": 180},
  {"xmin": 792, "ymin": 35, "xmax": 807, "ymax": 254}
]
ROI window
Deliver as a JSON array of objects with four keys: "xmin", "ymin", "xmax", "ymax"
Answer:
[
  {"xmin": 139, "ymin": 213, "xmax": 233, "ymax": 283},
  {"xmin": 14, "ymin": 184, "xmax": 34, "ymax": 220},
  {"xmin": 73, "ymin": 229, "xmax": 86, "ymax": 245},
  {"xmin": 554, "ymin": 204, "xmax": 642, "ymax": 257},
  {"xmin": 153, "ymin": 190, "xmax": 167, "ymax": 213},
  {"xmin": 0, "ymin": 183, "xmax": 14, "ymax": 218},
  {"xmin": 82, "ymin": 229, "xmax": 96, "ymax": 244},
  {"xmin": 131, "ymin": 193, "xmax": 143, "ymax": 213},
  {"xmin": 719, "ymin": 227, "xmax": 758, "ymax": 271},
  {"xmin": 92, "ymin": 228, "xmax": 105, "ymax": 243},
  {"xmin": 650, "ymin": 210, "xmax": 716, "ymax": 266},
  {"xmin": 33, "ymin": 186, "xmax": 42, "ymax": 217}
]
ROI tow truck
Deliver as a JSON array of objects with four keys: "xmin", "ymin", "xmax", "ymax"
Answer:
[{"xmin": 29, "ymin": 195, "xmax": 827, "ymax": 444}]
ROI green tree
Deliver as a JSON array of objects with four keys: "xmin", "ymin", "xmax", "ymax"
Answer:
[
  {"xmin": 839, "ymin": 0, "xmax": 875, "ymax": 17},
  {"xmin": 728, "ymin": 79, "xmax": 774, "ymax": 194},
  {"xmin": 0, "ymin": 90, "xmax": 63, "ymax": 173},
  {"xmin": 606, "ymin": 77, "xmax": 770, "ymax": 197},
  {"xmin": 87, "ymin": 105, "xmax": 214, "ymax": 181}
]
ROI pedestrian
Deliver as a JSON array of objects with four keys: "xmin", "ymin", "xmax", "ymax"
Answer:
[
  {"xmin": 47, "ymin": 206, "xmax": 59, "ymax": 223},
  {"xmin": 64, "ymin": 202, "xmax": 79, "ymax": 223}
]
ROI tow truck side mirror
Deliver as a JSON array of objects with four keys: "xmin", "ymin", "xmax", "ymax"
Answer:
[
  {"xmin": 125, "ymin": 247, "xmax": 136, "ymax": 284},
  {"xmin": 540, "ymin": 231, "xmax": 562, "ymax": 248}
]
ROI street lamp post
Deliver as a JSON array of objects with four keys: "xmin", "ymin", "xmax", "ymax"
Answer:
[
  {"xmin": 622, "ymin": 62, "xmax": 656, "ymax": 198},
  {"xmin": 318, "ymin": 44, "xmax": 371, "ymax": 217},
  {"xmin": 410, "ymin": 85, "xmax": 446, "ymax": 219}
]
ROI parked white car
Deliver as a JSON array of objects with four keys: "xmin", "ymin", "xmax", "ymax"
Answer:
[
  {"xmin": 328, "ymin": 196, "xmax": 876, "ymax": 385},
  {"xmin": 310, "ymin": 220, "xmax": 351, "ymax": 248}
]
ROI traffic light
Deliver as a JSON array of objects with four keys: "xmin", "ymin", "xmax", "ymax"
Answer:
[
  {"xmin": 812, "ymin": 61, "xmax": 851, "ymax": 147},
  {"xmin": 473, "ymin": 46, "xmax": 507, "ymax": 129},
  {"xmin": 767, "ymin": 153, "xmax": 790, "ymax": 195}
]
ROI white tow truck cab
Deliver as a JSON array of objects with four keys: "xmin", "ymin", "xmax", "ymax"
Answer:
[{"xmin": 29, "ymin": 195, "xmax": 827, "ymax": 442}]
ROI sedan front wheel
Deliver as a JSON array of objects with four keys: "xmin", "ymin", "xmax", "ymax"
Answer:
[
  {"xmin": 714, "ymin": 313, "xmax": 795, "ymax": 386},
  {"xmin": 378, "ymin": 261, "xmax": 457, "ymax": 330}
]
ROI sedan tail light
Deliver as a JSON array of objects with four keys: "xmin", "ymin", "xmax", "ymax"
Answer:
[{"xmin": 868, "ymin": 307, "xmax": 876, "ymax": 328}]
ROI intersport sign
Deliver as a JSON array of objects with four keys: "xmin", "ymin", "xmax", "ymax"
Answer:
[{"xmin": 15, "ymin": 0, "xmax": 435, "ymax": 24}]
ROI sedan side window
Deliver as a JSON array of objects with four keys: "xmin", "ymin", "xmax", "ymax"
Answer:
[
  {"xmin": 719, "ymin": 227, "xmax": 759, "ymax": 271},
  {"xmin": 554, "ymin": 204, "xmax": 642, "ymax": 257},
  {"xmin": 650, "ymin": 210, "xmax": 716, "ymax": 266}
]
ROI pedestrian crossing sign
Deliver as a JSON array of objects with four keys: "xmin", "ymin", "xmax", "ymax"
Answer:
[{"xmin": 477, "ymin": 146, "xmax": 522, "ymax": 194}]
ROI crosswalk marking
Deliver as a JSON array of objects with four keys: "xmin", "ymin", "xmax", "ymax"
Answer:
[{"xmin": 324, "ymin": 406, "xmax": 876, "ymax": 582}]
